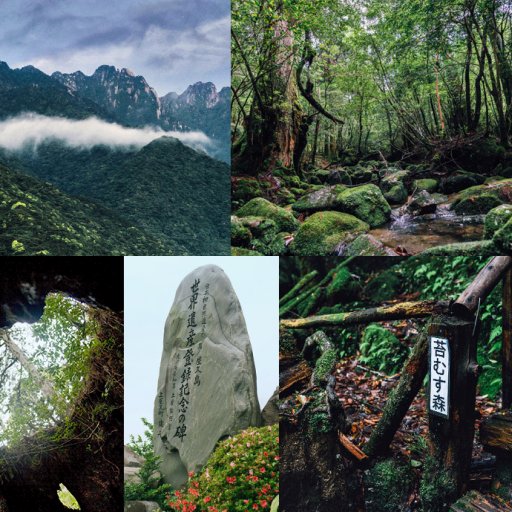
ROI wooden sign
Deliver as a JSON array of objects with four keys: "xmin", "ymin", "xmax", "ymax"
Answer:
[{"xmin": 429, "ymin": 336, "xmax": 450, "ymax": 418}]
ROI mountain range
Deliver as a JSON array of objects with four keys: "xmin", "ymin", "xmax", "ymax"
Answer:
[{"xmin": 0, "ymin": 60, "xmax": 230, "ymax": 256}]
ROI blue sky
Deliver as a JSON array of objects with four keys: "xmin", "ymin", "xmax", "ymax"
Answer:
[
  {"xmin": 124, "ymin": 256, "xmax": 279, "ymax": 443},
  {"xmin": 0, "ymin": 0, "xmax": 230, "ymax": 94}
]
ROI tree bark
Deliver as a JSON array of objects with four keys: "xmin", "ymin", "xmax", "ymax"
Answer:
[{"xmin": 502, "ymin": 268, "xmax": 512, "ymax": 409}]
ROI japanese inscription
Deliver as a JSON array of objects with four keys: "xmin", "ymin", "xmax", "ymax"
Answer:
[{"xmin": 429, "ymin": 336, "xmax": 450, "ymax": 419}]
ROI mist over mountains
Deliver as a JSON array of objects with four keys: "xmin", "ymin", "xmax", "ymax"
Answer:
[{"xmin": 0, "ymin": 60, "xmax": 230, "ymax": 256}]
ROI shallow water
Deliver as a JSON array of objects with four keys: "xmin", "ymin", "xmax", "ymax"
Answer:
[{"xmin": 370, "ymin": 203, "xmax": 485, "ymax": 254}]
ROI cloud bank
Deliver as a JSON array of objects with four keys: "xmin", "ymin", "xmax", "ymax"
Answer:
[{"xmin": 0, "ymin": 113, "xmax": 213, "ymax": 154}]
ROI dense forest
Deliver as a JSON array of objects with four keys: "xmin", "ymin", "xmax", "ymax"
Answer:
[
  {"xmin": 279, "ymin": 256, "xmax": 512, "ymax": 511},
  {"xmin": 231, "ymin": 0, "xmax": 512, "ymax": 256}
]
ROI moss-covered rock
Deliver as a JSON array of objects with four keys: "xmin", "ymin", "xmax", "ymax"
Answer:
[
  {"xmin": 237, "ymin": 216, "xmax": 287, "ymax": 255},
  {"xmin": 231, "ymin": 216, "xmax": 252, "ymax": 246},
  {"xmin": 451, "ymin": 178, "xmax": 512, "ymax": 214},
  {"xmin": 348, "ymin": 165, "xmax": 376, "ymax": 184},
  {"xmin": 327, "ymin": 169, "xmax": 352, "ymax": 185},
  {"xmin": 413, "ymin": 178, "xmax": 438, "ymax": 193},
  {"xmin": 407, "ymin": 189, "xmax": 437, "ymax": 215},
  {"xmin": 231, "ymin": 247, "xmax": 262, "ymax": 256},
  {"xmin": 364, "ymin": 459, "xmax": 413, "ymax": 512},
  {"xmin": 452, "ymin": 194, "xmax": 503, "ymax": 215},
  {"xmin": 325, "ymin": 267, "xmax": 360, "ymax": 301},
  {"xmin": 336, "ymin": 184, "xmax": 391, "ymax": 227},
  {"xmin": 384, "ymin": 183, "xmax": 408, "ymax": 204},
  {"xmin": 484, "ymin": 204, "xmax": 512, "ymax": 238},
  {"xmin": 343, "ymin": 234, "xmax": 396, "ymax": 256},
  {"xmin": 293, "ymin": 185, "xmax": 347, "ymax": 213},
  {"xmin": 493, "ymin": 216, "xmax": 512, "ymax": 254},
  {"xmin": 232, "ymin": 177, "xmax": 262, "ymax": 205},
  {"xmin": 441, "ymin": 171, "xmax": 485, "ymax": 194},
  {"xmin": 291, "ymin": 211, "xmax": 369, "ymax": 256},
  {"xmin": 421, "ymin": 240, "xmax": 497, "ymax": 256},
  {"xmin": 236, "ymin": 197, "xmax": 299, "ymax": 232}
]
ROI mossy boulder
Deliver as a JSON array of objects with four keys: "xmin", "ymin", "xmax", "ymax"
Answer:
[
  {"xmin": 348, "ymin": 165, "xmax": 376, "ymax": 184},
  {"xmin": 450, "ymin": 180, "xmax": 512, "ymax": 214},
  {"xmin": 236, "ymin": 197, "xmax": 299, "ymax": 232},
  {"xmin": 237, "ymin": 216, "xmax": 287, "ymax": 255},
  {"xmin": 441, "ymin": 171, "xmax": 485, "ymax": 194},
  {"xmin": 232, "ymin": 177, "xmax": 262, "ymax": 204},
  {"xmin": 383, "ymin": 183, "xmax": 408, "ymax": 204},
  {"xmin": 452, "ymin": 194, "xmax": 503, "ymax": 215},
  {"xmin": 364, "ymin": 459, "xmax": 413, "ymax": 512},
  {"xmin": 291, "ymin": 211, "xmax": 369, "ymax": 256},
  {"xmin": 342, "ymin": 234, "xmax": 396, "ymax": 256},
  {"xmin": 327, "ymin": 169, "xmax": 352, "ymax": 185},
  {"xmin": 421, "ymin": 240, "xmax": 497, "ymax": 256},
  {"xmin": 493, "ymin": 216, "xmax": 512, "ymax": 254},
  {"xmin": 407, "ymin": 190, "xmax": 437, "ymax": 215},
  {"xmin": 484, "ymin": 204, "xmax": 512, "ymax": 238},
  {"xmin": 293, "ymin": 185, "xmax": 347, "ymax": 213},
  {"xmin": 413, "ymin": 178, "xmax": 438, "ymax": 193},
  {"xmin": 336, "ymin": 184, "xmax": 391, "ymax": 227},
  {"xmin": 231, "ymin": 216, "xmax": 252, "ymax": 246}
]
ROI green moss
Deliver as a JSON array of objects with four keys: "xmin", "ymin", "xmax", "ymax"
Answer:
[
  {"xmin": 452, "ymin": 194, "xmax": 503, "ymax": 215},
  {"xmin": 280, "ymin": 329, "xmax": 299, "ymax": 354},
  {"xmin": 326, "ymin": 267, "xmax": 359, "ymax": 300},
  {"xmin": 364, "ymin": 270, "xmax": 402, "ymax": 303},
  {"xmin": 232, "ymin": 177, "xmax": 262, "ymax": 204},
  {"xmin": 231, "ymin": 216, "xmax": 252, "ymax": 246},
  {"xmin": 237, "ymin": 216, "xmax": 286, "ymax": 255},
  {"xmin": 414, "ymin": 178, "xmax": 438, "ymax": 193},
  {"xmin": 484, "ymin": 204, "xmax": 512, "ymax": 238},
  {"xmin": 292, "ymin": 185, "xmax": 347, "ymax": 213},
  {"xmin": 313, "ymin": 348, "xmax": 337, "ymax": 385},
  {"xmin": 419, "ymin": 455, "xmax": 457, "ymax": 512},
  {"xmin": 364, "ymin": 459, "xmax": 413, "ymax": 512},
  {"xmin": 336, "ymin": 184, "xmax": 391, "ymax": 227},
  {"xmin": 384, "ymin": 183, "xmax": 408, "ymax": 204},
  {"xmin": 421, "ymin": 240, "xmax": 497, "ymax": 256},
  {"xmin": 493, "ymin": 216, "xmax": 512, "ymax": 253},
  {"xmin": 306, "ymin": 391, "xmax": 332, "ymax": 434},
  {"xmin": 344, "ymin": 234, "xmax": 393, "ymax": 255},
  {"xmin": 236, "ymin": 197, "xmax": 299, "ymax": 232},
  {"xmin": 291, "ymin": 211, "xmax": 369, "ymax": 256}
]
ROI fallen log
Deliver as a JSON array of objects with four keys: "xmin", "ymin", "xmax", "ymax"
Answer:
[
  {"xmin": 339, "ymin": 433, "xmax": 368, "ymax": 463},
  {"xmin": 280, "ymin": 300, "xmax": 450, "ymax": 329},
  {"xmin": 280, "ymin": 358, "xmax": 312, "ymax": 397}
]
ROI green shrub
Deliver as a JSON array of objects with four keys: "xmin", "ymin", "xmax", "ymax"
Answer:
[
  {"xmin": 360, "ymin": 324, "xmax": 407, "ymax": 374},
  {"xmin": 124, "ymin": 418, "xmax": 172, "ymax": 510},
  {"xmin": 168, "ymin": 425, "xmax": 279, "ymax": 512}
]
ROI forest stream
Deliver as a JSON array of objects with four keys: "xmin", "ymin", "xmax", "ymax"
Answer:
[{"xmin": 370, "ymin": 201, "xmax": 485, "ymax": 254}]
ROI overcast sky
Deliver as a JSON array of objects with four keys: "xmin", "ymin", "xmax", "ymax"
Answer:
[
  {"xmin": 124, "ymin": 257, "xmax": 279, "ymax": 444},
  {"xmin": 0, "ymin": 0, "xmax": 230, "ymax": 95}
]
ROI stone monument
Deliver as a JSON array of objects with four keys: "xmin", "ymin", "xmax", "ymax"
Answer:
[{"xmin": 154, "ymin": 265, "xmax": 262, "ymax": 487}]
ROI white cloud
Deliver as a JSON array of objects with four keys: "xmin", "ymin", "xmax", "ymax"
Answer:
[{"xmin": 0, "ymin": 113, "xmax": 213, "ymax": 153}]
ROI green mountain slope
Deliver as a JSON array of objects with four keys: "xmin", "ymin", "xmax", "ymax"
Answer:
[
  {"xmin": 0, "ymin": 162, "xmax": 184, "ymax": 256},
  {"xmin": 7, "ymin": 136, "xmax": 231, "ymax": 254}
]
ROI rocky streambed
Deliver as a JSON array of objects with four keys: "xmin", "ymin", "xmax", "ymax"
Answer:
[{"xmin": 231, "ymin": 160, "xmax": 512, "ymax": 256}]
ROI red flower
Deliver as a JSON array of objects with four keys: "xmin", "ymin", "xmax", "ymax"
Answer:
[
  {"xmin": 226, "ymin": 476, "xmax": 236, "ymax": 484},
  {"xmin": 260, "ymin": 467, "xmax": 266, "ymax": 473},
  {"xmin": 204, "ymin": 496, "xmax": 211, "ymax": 503}
]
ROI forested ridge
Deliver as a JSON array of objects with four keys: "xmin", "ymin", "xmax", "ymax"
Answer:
[{"xmin": 231, "ymin": 0, "xmax": 512, "ymax": 256}]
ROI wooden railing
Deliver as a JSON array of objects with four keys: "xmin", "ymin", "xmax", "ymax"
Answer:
[{"xmin": 280, "ymin": 256, "xmax": 512, "ymax": 504}]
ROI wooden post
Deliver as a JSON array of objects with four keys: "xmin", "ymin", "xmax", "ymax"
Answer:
[
  {"xmin": 503, "ymin": 268, "xmax": 512, "ymax": 410},
  {"xmin": 425, "ymin": 316, "xmax": 478, "ymax": 504},
  {"xmin": 452, "ymin": 256, "xmax": 512, "ymax": 318}
]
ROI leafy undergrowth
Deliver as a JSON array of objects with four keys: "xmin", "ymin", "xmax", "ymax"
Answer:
[{"xmin": 168, "ymin": 425, "xmax": 279, "ymax": 512}]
